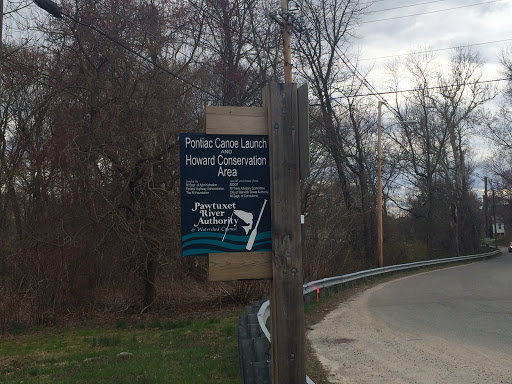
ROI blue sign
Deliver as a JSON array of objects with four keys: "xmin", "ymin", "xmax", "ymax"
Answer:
[{"xmin": 179, "ymin": 133, "xmax": 271, "ymax": 257}]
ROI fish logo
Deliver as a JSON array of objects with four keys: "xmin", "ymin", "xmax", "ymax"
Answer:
[
  {"xmin": 222, "ymin": 199, "xmax": 268, "ymax": 251},
  {"xmin": 234, "ymin": 210, "xmax": 253, "ymax": 234}
]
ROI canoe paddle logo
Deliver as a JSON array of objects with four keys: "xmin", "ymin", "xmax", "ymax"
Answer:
[{"xmin": 222, "ymin": 199, "xmax": 268, "ymax": 250}]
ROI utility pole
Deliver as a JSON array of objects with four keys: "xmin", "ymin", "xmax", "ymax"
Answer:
[
  {"xmin": 1, "ymin": 0, "xmax": 4, "ymax": 71},
  {"xmin": 267, "ymin": 83, "xmax": 305, "ymax": 383},
  {"xmin": 376, "ymin": 115, "xmax": 416, "ymax": 268},
  {"xmin": 484, "ymin": 177, "xmax": 489, "ymax": 239},
  {"xmin": 271, "ymin": 1, "xmax": 306, "ymax": 379},
  {"xmin": 492, "ymin": 188, "xmax": 498, "ymax": 249},
  {"xmin": 377, "ymin": 101, "xmax": 383, "ymax": 268},
  {"xmin": 280, "ymin": 0, "xmax": 292, "ymax": 83}
]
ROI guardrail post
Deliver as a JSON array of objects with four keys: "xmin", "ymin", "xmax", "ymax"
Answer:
[{"xmin": 239, "ymin": 302, "xmax": 271, "ymax": 384}]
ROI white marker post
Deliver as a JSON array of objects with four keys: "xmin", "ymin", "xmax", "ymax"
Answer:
[{"xmin": 246, "ymin": 199, "xmax": 268, "ymax": 250}]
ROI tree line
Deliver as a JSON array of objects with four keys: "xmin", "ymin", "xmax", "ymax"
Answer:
[{"xmin": 1, "ymin": 0, "xmax": 510, "ymax": 328}]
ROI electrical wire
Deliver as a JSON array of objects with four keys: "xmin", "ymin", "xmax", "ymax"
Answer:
[
  {"xmin": 324, "ymin": 38, "xmax": 401, "ymax": 115},
  {"xmin": 293, "ymin": 2, "xmax": 406, "ymax": 130},
  {"xmin": 96, "ymin": 0, "xmax": 283, "ymax": 100},
  {"xmin": 310, "ymin": 77, "xmax": 507, "ymax": 104},
  {"xmin": 364, "ymin": 0, "xmax": 450, "ymax": 14},
  {"xmin": 360, "ymin": 38, "xmax": 512, "ymax": 61},
  {"xmin": 34, "ymin": 0, "xmax": 229, "ymax": 101},
  {"xmin": 360, "ymin": 0, "xmax": 388, "ymax": 5},
  {"xmin": 362, "ymin": 0, "xmax": 502, "ymax": 24},
  {"xmin": 66, "ymin": 12, "xmax": 223, "ymax": 100},
  {"xmin": 94, "ymin": 0, "xmax": 260, "ymax": 98},
  {"xmin": 4, "ymin": 2, "xmax": 33, "ymax": 16},
  {"xmin": 296, "ymin": 4, "xmax": 402, "ymax": 120},
  {"xmin": 295, "ymin": 1, "xmax": 509, "ymax": 129},
  {"xmin": 183, "ymin": 0, "xmax": 282, "ymax": 67},
  {"xmin": 351, "ymin": 77, "xmax": 508, "ymax": 97},
  {"xmin": 34, "ymin": 0, "xmax": 286, "ymax": 106}
]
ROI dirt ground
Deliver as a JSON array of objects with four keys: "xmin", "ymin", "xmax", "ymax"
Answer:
[{"xmin": 307, "ymin": 278, "xmax": 512, "ymax": 384}]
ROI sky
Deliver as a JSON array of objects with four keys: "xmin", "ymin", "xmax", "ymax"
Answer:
[
  {"xmin": 348, "ymin": 0, "xmax": 512, "ymax": 191},
  {"xmin": 353, "ymin": 0, "xmax": 512, "ymax": 91},
  {"xmin": 4, "ymin": 2, "xmax": 510, "ymax": 161}
]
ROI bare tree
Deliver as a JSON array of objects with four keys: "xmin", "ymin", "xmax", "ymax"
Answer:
[
  {"xmin": 481, "ymin": 47, "xmax": 512, "ymax": 231},
  {"xmin": 189, "ymin": 0, "xmax": 281, "ymax": 106},
  {"xmin": 433, "ymin": 47, "xmax": 495, "ymax": 254},
  {"xmin": 387, "ymin": 48, "xmax": 494, "ymax": 257},
  {"xmin": 294, "ymin": 0, "xmax": 382, "ymax": 268},
  {"xmin": 482, "ymin": 47, "xmax": 512, "ymax": 175}
]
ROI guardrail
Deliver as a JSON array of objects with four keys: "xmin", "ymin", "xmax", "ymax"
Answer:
[
  {"xmin": 238, "ymin": 248, "xmax": 501, "ymax": 384},
  {"xmin": 238, "ymin": 300, "xmax": 271, "ymax": 384},
  {"xmin": 302, "ymin": 249, "xmax": 501, "ymax": 297}
]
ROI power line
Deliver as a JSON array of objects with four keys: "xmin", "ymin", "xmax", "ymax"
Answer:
[
  {"xmin": 351, "ymin": 78, "xmax": 508, "ymax": 97},
  {"xmin": 33, "ymin": 0, "xmax": 225, "ymax": 102},
  {"xmin": 362, "ymin": 0, "xmax": 502, "ymax": 24},
  {"xmin": 94, "ymin": 0, "xmax": 212, "ymax": 82},
  {"xmin": 338, "ymin": 50, "xmax": 400, "ymax": 115},
  {"xmin": 327, "ymin": 40, "xmax": 402, "ymax": 116},
  {"xmin": 360, "ymin": 0, "xmax": 388, "ymax": 5},
  {"xmin": 364, "ymin": 0, "xmax": 450, "ymax": 14},
  {"xmin": 360, "ymin": 38, "xmax": 512, "ymax": 61},
  {"xmin": 308, "ymin": 78, "xmax": 508, "ymax": 107},
  {"xmin": 93, "ymin": 0, "xmax": 251, "ymax": 99},
  {"xmin": 35, "ymin": 0, "xmax": 286, "ymax": 106},
  {"xmin": 71, "ymin": 15, "xmax": 223, "ymax": 101},
  {"xmin": 296, "ymin": 1, "xmax": 401, "ymax": 118},
  {"xmin": 183, "ymin": 0, "xmax": 286, "ymax": 93}
]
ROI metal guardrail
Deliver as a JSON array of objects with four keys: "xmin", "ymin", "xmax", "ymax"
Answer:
[
  {"xmin": 248, "ymin": 248, "xmax": 501, "ymax": 384},
  {"xmin": 302, "ymin": 249, "xmax": 501, "ymax": 296},
  {"xmin": 238, "ymin": 300, "xmax": 271, "ymax": 384}
]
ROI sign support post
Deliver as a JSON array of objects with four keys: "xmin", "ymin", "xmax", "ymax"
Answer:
[
  {"xmin": 266, "ymin": 82, "xmax": 306, "ymax": 383},
  {"xmin": 180, "ymin": 82, "xmax": 308, "ymax": 382}
]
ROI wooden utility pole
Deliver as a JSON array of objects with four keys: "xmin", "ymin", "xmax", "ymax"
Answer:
[
  {"xmin": 266, "ymin": 82, "xmax": 305, "ymax": 383},
  {"xmin": 280, "ymin": 0, "xmax": 292, "ymax": 83},
  {"xmin": 377, "ymin": 101, "xmax": 383, "ymax": 268},
  {"xmin": 484, "ymin": 177, "xmax": 489, "ymax": 239},
  {"xmin": 0, "ymin": 0, "xmax": 4, "ymax": 70},
  {"xmin": 492, "ymin": 188, "xmax": 498, "ymax": 249}
]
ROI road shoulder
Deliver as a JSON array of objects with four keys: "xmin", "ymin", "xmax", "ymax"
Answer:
[{"xmin": 307, "ymin": 276, "xmax": 512, "ymax": 384}]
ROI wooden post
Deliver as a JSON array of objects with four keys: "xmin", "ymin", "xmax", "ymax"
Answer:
[
  {"xmin": 377, "ymin": 101, "xmax": 383, "ymax": 268},
  {"xmin": 492, "ymin": 188, "xmax": 498, "ymax": 249},
  {"xmin": 265, "ymin": 82, "xmax": 305, "ymax": 383},
  {"xmin": 484, "ymin": 177, "xmax": 489, "ymax": 238},
  {"xmin": 280, "ymin": 0, "xmax": 292, "ymax": 83},
  {"xmin": 0, "ymin": 0, "xmax": 3, "ymax": 71}
]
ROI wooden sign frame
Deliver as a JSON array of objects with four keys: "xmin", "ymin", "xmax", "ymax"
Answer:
[{"xmin": 205, "ymin": 105, "xmax": 273, "ymax": 281}]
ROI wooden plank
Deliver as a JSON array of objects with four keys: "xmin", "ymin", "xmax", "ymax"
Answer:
[
  {"xmin": 266, "ymin": 83, "xmax": 306, "ymax": 383},
  {"xmin": 205, "ymin": 106, "xmax": 267, "ymax": 135},
  {"xmin": 208, "ymin": 252, "xmax": 272, "ymax": 281},
  {"xmin": 205, "ymin": 105, "xmax": 272, "ymax": 281}
]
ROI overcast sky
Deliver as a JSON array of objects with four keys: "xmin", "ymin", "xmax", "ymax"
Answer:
[
  {"xmin": 351, "ymin": 0, "xmax": 512, "ymax": 96},
  {"xmin": 349, "ymin": 0, "xmax": 511, "ymax": 167},
  {"xmin": 345, "ymin": 0, "xmax": 512, "ymax": 189}
]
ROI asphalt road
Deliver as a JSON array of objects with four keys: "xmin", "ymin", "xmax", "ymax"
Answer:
[
  {"xmin": 308, "ymin": 249, "xmax": 512, "ymax": 383},
  {"xmin": 369, "ymin": 248, "xmax": 512, "ymax": 355}
]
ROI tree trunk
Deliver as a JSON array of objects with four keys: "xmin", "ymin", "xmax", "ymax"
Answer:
[
  {"xmin": 142, "ymin": 257, "xmax": 158, "ymax": 313},
  {"xmin": 7, "ymin": 179, "xmax": 22, "ymax": 239}
]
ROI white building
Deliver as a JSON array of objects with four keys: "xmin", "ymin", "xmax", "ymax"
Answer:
[{"xmin": 492, "ymin": 217, "xmax": 505, "ymax": 237}]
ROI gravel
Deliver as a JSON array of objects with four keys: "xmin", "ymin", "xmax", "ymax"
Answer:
[{"xmin": 307, "ymin": 278, "xmax": 512, "ymax": 384}]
